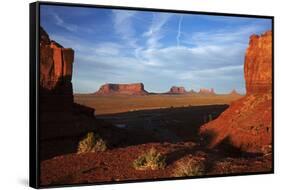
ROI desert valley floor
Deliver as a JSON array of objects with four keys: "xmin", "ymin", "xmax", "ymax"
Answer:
[
  {"xmin": 74, "ymin": 94, "xmax": 241, "ymax": 115},
  {"xmin": 40, "ymin": 94, "xmax": 272, "ymax": 186}
]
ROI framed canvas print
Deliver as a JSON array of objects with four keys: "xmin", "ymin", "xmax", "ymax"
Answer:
[{"xmin": 29, "ymin": 1, "xmax": 274, "ymax": 188}]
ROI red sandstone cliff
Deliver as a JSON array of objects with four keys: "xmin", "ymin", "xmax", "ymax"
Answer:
[
  {"xmin": 94, "ymin": 83, "xmax": 148, "ymax": 95},
  {"xmin": 168, "ymin": 86, "xmax": 187, "ymax": 94},
  {"xmin": 39, "ymin": 27, "xmax": 95, "ymax": 159},
  {"xmin": 40, "ymin": 28, "xmax": 74, "ymax": 91},
  {"xmin": 199, "ymin": 31, "xmax": 272, "ymax": 153},
  {"xmin": 245, "ymin": 31, "xmax": 272, "ymax": 94}
]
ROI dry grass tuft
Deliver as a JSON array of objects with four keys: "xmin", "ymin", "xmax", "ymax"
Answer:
[
  {"xmin": 77, "ymin": 132, "xmax": 107, "ymax": 154},
  {"xmin": 172, "ymin": 157, "xmax": 205, "ymax": 177},
  {"xmin": 133, "ymin": 147, "xmax": 166, "ymax": 170}
]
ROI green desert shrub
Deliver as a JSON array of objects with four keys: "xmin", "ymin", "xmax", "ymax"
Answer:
[
  {"xmin": 77, "ymin": 132, "xmax": 107, "ymax": 154},
  {"xmin": 208, "ymin": 114, "xmax": 213, "ymax": 121},
  {"xmin": 133, "ymin": 147, "xmax": 166, "ymax": 170},
  {"xmin": 172, "ymin": 158, "xmax": 205, "ymax": 177}
]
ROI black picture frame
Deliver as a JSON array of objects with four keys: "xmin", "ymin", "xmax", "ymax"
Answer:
[{"xmin": 30, "ymin": 1, "xmax": 274, "ymax": 188}]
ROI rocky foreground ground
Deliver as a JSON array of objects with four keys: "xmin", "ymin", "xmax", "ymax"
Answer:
[
  {"xmin": 40, "ymin": 105, "xmax": 272, "ymax": 186},
  {"xmin": 41, "ymin": 142, "xmax": 271, "ymax": 186}
]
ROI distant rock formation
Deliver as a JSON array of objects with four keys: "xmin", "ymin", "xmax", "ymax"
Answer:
[
  {"xmin": 199, "ymin": 88, "xmax": 215, "ymax": 95},
  {"xmin": 200, "ymin": 31, "xmax": 272, "ymax": 153},
  {"xmin": 168, "ymin": 86, "xmax": 187, "ymax": 94},
  {"xmin": 94, "ymin": 83, "xmax": 148, "ymax": 95},
  {"xmin": 229, "ymin": 89, "xmax": 241, "ymax": 96},
  {"xmin": 189, "ymin": 89, "xmax": 196, "ymax": 93}
]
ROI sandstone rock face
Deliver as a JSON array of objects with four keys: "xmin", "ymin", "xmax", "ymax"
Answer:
[
  {"xmin": 168, "ymin": 86, "xmax": 187, "ymax": 94},
  {"xmin": 39, "ymin": 27, "xmax": 94, "ymax": 159},
  {"xmin": 245, "ymin": 31, "xmax": 272, "ymax": 94},
  {"xmin": 95, "ymin": 83, "xmax": 148, "ymax": 95},
  {"xmin": 40, "ymin": 27, "xmax": 74, "ymax": 90},
  {"xmin": 200, "ymin": 31, "xmax": 272, "ymax": 153},
  {"xmin": 199, "ymin": 88, "xmax": 215, "ymax": 95}
]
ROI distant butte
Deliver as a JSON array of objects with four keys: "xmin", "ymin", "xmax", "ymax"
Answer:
[
  {"xmin": 229, "ymin": 89, "xmax": 241, "ymax": 96},
  {"xmin": 94, "ymin": 84, "xmax": 223, "ymax": 95},
  {"xmin": 199, "ymin": 88, "xmax": 215, "ymax": 95},
  {"xmin": 94, "ymin": 83, "xmax": 148, "ymax": 95},
  {"xmin": 168, "ymin": 86, "xmax": 187, "ymax": 94}
]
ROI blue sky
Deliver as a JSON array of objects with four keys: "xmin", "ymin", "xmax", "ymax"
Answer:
[{"xmin": 40, "ymin": 5, "xmax": 272, "ymax": 94}]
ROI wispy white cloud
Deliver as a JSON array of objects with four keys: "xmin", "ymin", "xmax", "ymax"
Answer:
[
  {"xmin": 138, "ymin": 42, "xmax": 245, "ymax": 69},
  {"xmin": 177, "ymin": 15, "xmax": 183, "ymax": 47},
  {"xmin": 52, "ymin": 34, "xmax": 126, "ymax": 57},
  {"xmin": 184, "ymin": 24, "xmax": 265, "ymax": 46},
  {"xmin": 143, "ymin": 13, "xmax": 171, "ymax": 49},
  {"xmin": 179, "ymin": 65, "xmax": 243, "ymax": 80},
  {"xmin": 52, "ymin": 13, "xmax": 77, "ymax": 32},
  {"xmin": 93, "ymin": 42, "xmax": 123, "ymax": 56},
  {"xmin": 112, "ymin": 10, "xmax": 138, "ymax": 48}
]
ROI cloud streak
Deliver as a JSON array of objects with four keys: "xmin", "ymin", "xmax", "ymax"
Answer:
[
  {"xmin": 112, "ymin": 10, "xmax": 139, "ymax": 49},
  {"xmin": 143, "ymin": 13, "xmax": 171, "ymax": 49},
  {"xmin": 52, "ymin": 13, "xmax": 77, "ymax": 32},
  {"xmin": 177, "ymin": 15, "xmax": 183, "ymax": 47},
  {"xmin": 179, "ymin": 65, "xmax": 243, "ymax": 80}
]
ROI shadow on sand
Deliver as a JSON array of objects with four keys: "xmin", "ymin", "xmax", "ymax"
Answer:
[{"xmin": 97, "ymin": 104, "xmax": 229, "ymax": 147}]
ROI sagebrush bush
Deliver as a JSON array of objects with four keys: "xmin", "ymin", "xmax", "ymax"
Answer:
[
  {"xmin": 172, "ymin": 158, "xmax": 205, "ymax": 177},
  {"xmin": 77, "ymin": 132, "xmax": 107, "ymax": 154},
  {"xmin": 133, "ymin": 147, "xmax": 166, "ymax": 170}
]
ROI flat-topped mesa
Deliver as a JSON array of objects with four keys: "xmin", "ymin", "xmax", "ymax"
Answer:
[
  {"xmin": 95, "ymin": 83, "xmax": 148, "ymax": 95},
  {"xmin": 199, "ymin": 88, "xmax": 215, "ymax": 95},
  {"xmin": 168, "ymin": 86, "xmax": 187, "ymax": 94},
  {"xmin": 245, "ymin": 30, "xmax": 272, "ymax": 94},
  {"xmin": 200, "ymin": 30, "xmax": 272, "ymax": 153}
]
